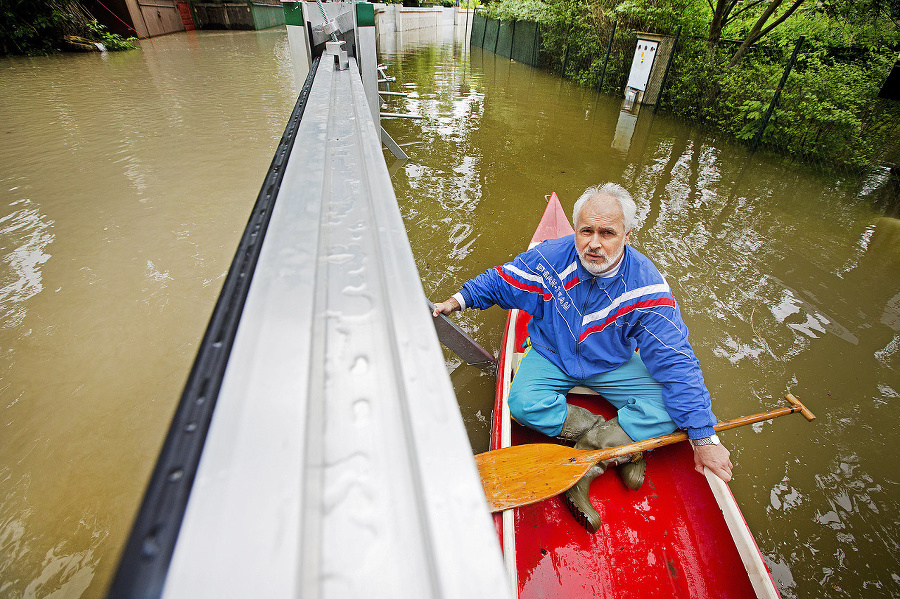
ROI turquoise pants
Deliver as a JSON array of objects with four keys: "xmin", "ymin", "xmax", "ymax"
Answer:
[{"xmin": 508, "ymin": 344, "xmax": 677, "ymax": 442}]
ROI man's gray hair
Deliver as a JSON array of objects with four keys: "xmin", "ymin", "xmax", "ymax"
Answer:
[{"xmin": 572, "ymin": 183, "xmax": 637, "ymax": 232}]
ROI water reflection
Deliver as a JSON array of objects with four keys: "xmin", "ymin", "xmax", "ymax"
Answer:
[
  {"xmin": 0, "ymin": 200, "xmax": 54, "ymax": 329},
  {"xmin": 382, "ymin": 33, "xmax": 900, "ymax": 599},
  {"xmin": 0, "ymin": 30, "xmax": 298, "ymax": 598},
  {"xmin": 0, "ymin": 474, "xmax": 108, "ymax": 598}
]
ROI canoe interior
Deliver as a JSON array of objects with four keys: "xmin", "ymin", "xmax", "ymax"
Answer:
[{"xmin": 491, "ymin": 310, "xmax": 763, "ymax": 599}]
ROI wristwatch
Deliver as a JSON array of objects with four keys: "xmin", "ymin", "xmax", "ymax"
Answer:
[{"xmin": 690, "ymin": 434, "xmax": 721, "ymax": 447}]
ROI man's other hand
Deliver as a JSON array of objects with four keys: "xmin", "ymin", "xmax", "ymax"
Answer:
[
  {"xmin": 432, "ymin": 297, "xmax": 461, "ymax": 317},
  {"xmin": 693, "ymin": 443, "xmax": 733, "ymax": 482}
]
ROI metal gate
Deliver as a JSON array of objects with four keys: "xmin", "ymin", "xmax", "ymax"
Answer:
[{"xmin": 128, "ymin": 0, "xmax": 185, "ymax": 37}]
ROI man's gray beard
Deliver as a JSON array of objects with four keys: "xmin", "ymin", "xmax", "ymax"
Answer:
[{"xmin": 578, "ymin": 247, "xmax": 622, "ymax": 276}]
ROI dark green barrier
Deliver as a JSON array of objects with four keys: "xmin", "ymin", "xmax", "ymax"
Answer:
[
  {"xmin": 471, "ymin": 16, "xmax": 540, "ymax": 67},
  {"xmin": 510, "ymin": 20, "xmax": 539, "ymax": 66},
  {"xmin": 496, "ymin": 20, "xmax": 514, "ymax": 58},
  {"xmin": 483, "ymin": 17, "xmax": 499, "ymax": 52},
  {"xmin": 471, "ymin": 12, "xmax": 485, "ymax": 48}
]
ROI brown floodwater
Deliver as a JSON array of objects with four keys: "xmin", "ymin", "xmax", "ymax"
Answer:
[
  {"xmin": 0, "ymin": 30, "xmax": 298, "ymax": 597},
  {"xmin": 0, "ymin": 22, "xmax": 898, "ymax": 599},
  {"xmin": 381, "ymin": 27, "xmax": 900, "ymax": 599}
]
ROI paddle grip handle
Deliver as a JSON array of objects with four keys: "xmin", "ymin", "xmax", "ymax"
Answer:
[{"xmin": 786, "ymin": 393, "xmax": 816, "ymax": 421}]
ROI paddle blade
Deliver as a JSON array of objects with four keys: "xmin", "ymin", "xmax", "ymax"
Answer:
[
  {"xmin": 475, "ymin": 444, "xmax": 599, "ymax": 512},
  {"xmin": 427, "ymin": 299, "xmax": 497, "ymax": 373}
]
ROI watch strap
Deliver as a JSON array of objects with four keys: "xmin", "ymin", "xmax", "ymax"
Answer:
[{"xmin": 690, "ymin": 434, "xmax": 720, "ymax": 446}]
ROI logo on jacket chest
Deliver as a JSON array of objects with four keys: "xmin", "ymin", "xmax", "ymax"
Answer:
[{"xmin": 535, "ymin": 263, "xmax": 572, "ymax": 311}]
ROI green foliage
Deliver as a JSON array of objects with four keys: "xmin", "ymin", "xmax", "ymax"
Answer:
[
  {"xmin": 86, "ymin": 19, "xmax": 137, "ymax": 51},
  {"xmin": 0, "ymin": 0, "xmax": 137, "ymax": 54},
  {"xmin": 660, "ymin": 30, "xmax": 898, "ymax": 168},
  {"xmin": 765, "ymin": 51, "xmax": 896, "ymax": 167},
  {"xmin": 475, "ymin": 0, "xmax": 900, "ymax": 169},
  {"xmin": 482, "ymin": 0, "xmax": 551, "ymax": 23},
  {"xmin": 733, "ymin": 2, "xmax": 900, "ymax": 52},
  {"xmin": 0, "ymin": 0, "xmax": 69, "ymax": 54},
  {"xmin": 613, "ymin": 0, "xmax": 704, "ymax": 34},
  {"xmin": 530, "ymin": 0, "xmax": 614, "ymax": 75}
]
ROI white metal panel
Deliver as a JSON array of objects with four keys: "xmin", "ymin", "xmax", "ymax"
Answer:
[
  {"xmin": 285, "ymin": 5, "xmax": 312, "ymax": 86},
  {"xmin": 162, "ymin": 49, "xmax": 510, "ymax": 599},
  {"xmin": 625, "ymin": 40, "xmax": 658, "ymax": 92},
  {"xmin": 354, "ymin": 6, "xmax": 380, "ymax": 128}
]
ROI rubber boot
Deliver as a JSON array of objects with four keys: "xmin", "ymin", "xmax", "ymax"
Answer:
[
  {"xmin": 556, "ymin": 404, "xmax": 605, "ymax": 443},
  {"xmin": 563, "ymin": 417, "xmax": 646, "ymax": 533}
]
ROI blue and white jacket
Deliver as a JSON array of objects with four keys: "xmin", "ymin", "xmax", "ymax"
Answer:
[{"xmin": 458, "ymin": 236, "xmax": 717, "ymax": 439}]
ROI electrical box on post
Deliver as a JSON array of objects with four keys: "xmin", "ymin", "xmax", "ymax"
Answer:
[
  {"xmin": 626, "ymin": 40, "xmax": 658, "ymax": 94},
  {"xmin": 624, "ymin": 32, "xmax": 678, "ymax": 107}
]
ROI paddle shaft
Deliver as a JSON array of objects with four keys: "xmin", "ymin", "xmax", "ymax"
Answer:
[{"xmin": 554, "ymin": 394, "xmax": 815, "ymax": 470}]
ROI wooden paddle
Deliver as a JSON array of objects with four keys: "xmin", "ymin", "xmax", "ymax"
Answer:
[{"xmin": 476, "ymin": 394, "xmax": 815, "ymax": 512}]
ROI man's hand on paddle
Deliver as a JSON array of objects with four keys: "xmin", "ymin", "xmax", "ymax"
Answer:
[
  {"xmin": 432, "ymin": 297, "xmax": 461, "ymax": 317},
  {"xmin": 692, "ymin": 443, "xmax": 733, "ymax": 482}
]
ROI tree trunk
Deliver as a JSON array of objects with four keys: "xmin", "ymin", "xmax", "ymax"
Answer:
[
  {"xmin": 707, "ymin": 0, "xmax": 733, "ymax": 54},
  {"xmin": 706, "ymin": 0, "xmax": 805, "ymax": 105},
  {"xmin": 727, "ymin": 0, "xmax": 805, "ymax": 68}
]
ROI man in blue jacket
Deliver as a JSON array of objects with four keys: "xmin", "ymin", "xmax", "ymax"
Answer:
[{"xmin": 433, "ymin": 183, "xmax": 732, "ymax": 532}]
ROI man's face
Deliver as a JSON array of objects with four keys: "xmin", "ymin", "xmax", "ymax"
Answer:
[{"xmin": 575, "ymin": 194, "xmax": 632, "ymax": 276}]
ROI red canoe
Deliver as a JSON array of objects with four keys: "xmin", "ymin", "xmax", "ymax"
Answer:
[{"xmin": 489, "ymin": 192, "xmax": 781, "ymax": 599}]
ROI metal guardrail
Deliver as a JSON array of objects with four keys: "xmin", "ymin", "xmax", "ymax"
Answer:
[
  {"xmin": 107, "ymin": 55, "xmax": 322, "ymax": 599},
  {"xmin": 110, "ymin": 40, "xmax": 509, "ymax": 598}
]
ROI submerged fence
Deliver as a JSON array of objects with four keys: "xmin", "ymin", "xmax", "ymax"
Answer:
[
  {"xmin": 471, "ymin": 12, "xmax": 900, "ymax": 172},
  {"xmin": 470, "ymin": 13, "xmax": 540, "ymax": 67}
]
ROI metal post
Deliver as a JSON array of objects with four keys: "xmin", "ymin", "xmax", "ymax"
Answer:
[
  {"xmin": 751, "ymin": 35, "xmax": 805, "ymax": 153},
  {"xmin": 653, "ymin": 24, "xmax": 681, "ymax": 114},
  {"xmin": 493, "ymin": 18, "xmax": 500, "ymax": 54},
  {"xmin": 464, "ymin": 2, "xmax": 469, "ymax": 39},
  {"xmin": 480, "ymin": 8, "xmax": 487, "ymax": 48},
  {"xmin": 597, "ymin": 20, "xmax": 617, "ymax": 93},
  {"xmin": 381, "ymin": 127, "xmax": 409, "ymax": 160}
]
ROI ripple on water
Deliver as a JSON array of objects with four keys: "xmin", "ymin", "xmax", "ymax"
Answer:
[{"xmin": 0, "ymin": 199, "xmax": 54, "ymax": 329}]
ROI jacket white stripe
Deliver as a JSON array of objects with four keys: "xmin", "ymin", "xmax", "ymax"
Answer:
[
  {"xmin": 558, "ymin": 261, "xmax": 578, "ymax": 280},
  {"xmin": 582, "ymin": 282, "xmax": 672, "ymax": 326},
  {"xmin": 502, "ymin": 263, "xmax": 545, "ymax": 285}
]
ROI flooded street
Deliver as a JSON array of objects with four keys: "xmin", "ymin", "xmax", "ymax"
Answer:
[
  {"xmin": 1, "ymin": 21, "xmax": 898, "ymax": 599},
  {"xmin": 382, "ymin": 27, "xmax": 900, "ymax": 599},
  {"xmin": 0, "ymin": 30, "xmax": 298, "ymax": 597}
]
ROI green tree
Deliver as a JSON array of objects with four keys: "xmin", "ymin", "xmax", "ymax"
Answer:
[
  {"xmin": 0, "ymin": 0, "xmax": 135, "ymax": 55},
  {"xmin": 726, "ymin": 0, "xmax": 805, "ymax": 66},
  {"xmin": 707, "ymin": 0, "xmax": 805, "ymax": 66},
  {"xmin": 0, "ymin": 0, "xmax": 69, "ymax": 54},
  {"xmin": 705, "ymin": 0, "xmax": 805, "ymax": 104},
  {"xmin": 818, "ymin": 0, "xmax": 900, "ymax": 26}
]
